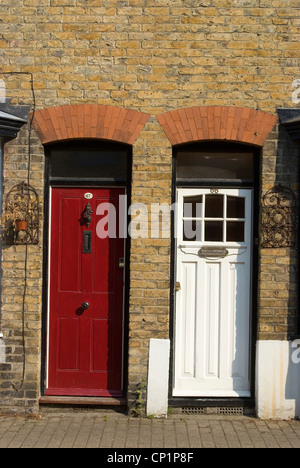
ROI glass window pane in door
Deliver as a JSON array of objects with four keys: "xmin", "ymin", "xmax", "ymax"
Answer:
[
  {"xmin": 183, "ymin": 220, "xmax": 202, "ymax": 242},
  {"xmin": 183, "ymin": 195, "xmax": 203, "ymax": 218},
  {"xmin": 226, "ymin": 221, "xmax": 245, "ymax": 242},
  {"xmin": 227, "ymin": 196, "xmax": 245, "ymax": 219},
  {"xmin": 205, "ymin": 195, "xmax": 224, "ymax": 218},
  {"xmin": 205, "ymin": 221, "xmax": 223, "ymax": 242}
]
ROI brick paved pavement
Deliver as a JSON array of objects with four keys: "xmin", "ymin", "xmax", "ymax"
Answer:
[{"xmin": 0, "ymin": 411, "xmax": 300, "ymax": 449}]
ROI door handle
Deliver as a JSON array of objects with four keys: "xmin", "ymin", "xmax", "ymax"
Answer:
[{"xmin": 81, "ymin": 302, "xmax": 90, "ymax": 310}]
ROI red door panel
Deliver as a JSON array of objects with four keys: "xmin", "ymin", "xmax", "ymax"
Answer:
[{"xmin": 47, "ymin": 188, "xmax": 125, "ymax": 397}]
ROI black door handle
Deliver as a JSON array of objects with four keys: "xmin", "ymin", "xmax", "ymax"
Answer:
[{"xmin": 81, "ymin": 302, "xmax": 90, "ymax": 310}]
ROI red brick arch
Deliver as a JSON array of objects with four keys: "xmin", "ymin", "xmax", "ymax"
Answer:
[
  {"xmin": 157, "ymin": 106, "xmax": 278, "ymax": 146},
  {"xmin": 32, "ymin": 104, "xmax": 150, "ymax": 145}
]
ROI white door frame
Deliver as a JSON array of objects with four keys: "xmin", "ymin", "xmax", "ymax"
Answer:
[{"xmin": 173, "ymin": 188, "xmax": 253, "ymax": 397}]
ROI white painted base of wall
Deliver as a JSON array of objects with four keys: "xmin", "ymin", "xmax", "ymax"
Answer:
[
  {"xmin": 0, "ymin": 335, "xmax": 6, "ymax": 364},
  {"xmin": 146, "ymin": 339, "xmax": 170, "ymax": 418},
  {"xmin": 146, "ymin": 339, "xmax": 299, "ymax": 419},
  {"xmin": 256, "ymin": 340, "xmax": 300, "ymax": 419}
]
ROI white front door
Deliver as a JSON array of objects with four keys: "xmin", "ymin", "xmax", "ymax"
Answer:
[{"xmin": 174, "ymin": 188, "xmax": 253, "ymax": 397}]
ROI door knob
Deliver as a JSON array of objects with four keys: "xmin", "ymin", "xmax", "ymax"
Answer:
[{"xmin": 81, "ymin": 302, "xmax": 90, "ymax": 310}]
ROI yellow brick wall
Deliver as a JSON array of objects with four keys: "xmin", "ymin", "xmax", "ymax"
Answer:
[
  {"xmin": 0, "ymin": 0, "xmax": 299, "ymax": 410},
  {"xmin": 0, "ymin": 0, "xmax": 299, "ymax": 113}
]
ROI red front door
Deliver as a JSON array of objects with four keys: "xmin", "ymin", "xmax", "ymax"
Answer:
[{"xmin": 47, "ymin": 188, "xmax": 125, "ymax": 397}]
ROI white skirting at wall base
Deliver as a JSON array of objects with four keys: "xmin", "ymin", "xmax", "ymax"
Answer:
[
  {"xmin": 256, "ymin": 340, "xmax": 300, "ymax": 419},
  {"xmin": 146, "ymin": 339, "xmax": 170, "ymax": 418},
  {"xmin": 0, "ymin": 334, "xmax": 5, "ymax": 364},
  {"xmin": 146, "ymin": 339, "xmax": 299, "ymax": 419}
]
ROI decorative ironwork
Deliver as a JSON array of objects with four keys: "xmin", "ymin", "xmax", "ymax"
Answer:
[
  {"xmin": 261, "ymin": 184, "xmax": 297, "ymax": 248},
  {"xmin": 2, "ymin": 181, "xmax": 39, "ymax": 245}
]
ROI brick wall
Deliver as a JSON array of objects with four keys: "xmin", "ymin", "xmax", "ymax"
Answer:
[
  {"xmin": 0, "ymin": 129, "xmax": 44, "ymax": 411},
  {"xmin": 1, "ymin": 1, "xmax": 299, "ymax": 112},
  {"xmin": 259, "ymin": 125, "xmax": 299, "ymax": 340},
  {"xmin": 0, "ymin": 0, "xmax": 299, "ymax": 411},
  {"xmin": 128, "ymin": 120, "xmax": 172, "ymax": 407}
]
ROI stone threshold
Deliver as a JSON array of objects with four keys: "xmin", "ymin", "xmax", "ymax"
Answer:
[{"xmin": 39, "ymin": 396, "xmax": 127, "ymax": 407}]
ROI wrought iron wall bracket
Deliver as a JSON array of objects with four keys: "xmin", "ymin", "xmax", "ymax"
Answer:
[
  {"xmin": 261, "ymin": 184, "xmax": 297, "ymax": 248},
  {"xmin": 2, "ymin": 181, "xmax": 39, "ymax": 245}
]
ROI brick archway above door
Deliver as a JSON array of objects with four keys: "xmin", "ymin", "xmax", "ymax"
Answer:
[
  {"xmin": 32, "ymin": 104, "xmax": 150, "ymax": 145},
  {"xmin": 157, "ymin": 106, "xmax": 278, "ymax": 146}
]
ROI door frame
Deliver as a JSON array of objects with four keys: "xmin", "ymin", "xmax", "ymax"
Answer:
[
  {"xmin": 169, "ymin": 144, "xmax": 260, "ymax": 409},
  {"xmin": 40, "ymin": 143, "xmax": 132, "ymax": 400}
]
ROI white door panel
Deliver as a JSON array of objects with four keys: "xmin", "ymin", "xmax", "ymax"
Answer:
[{"xmin": 174, "ymin": 188, "xmax": 252, "ymax": 397}]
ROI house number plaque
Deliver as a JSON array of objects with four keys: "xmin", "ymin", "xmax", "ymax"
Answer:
[{"xmin": 84, "ymin": 193, "xmax": 93, "ymax": 200}]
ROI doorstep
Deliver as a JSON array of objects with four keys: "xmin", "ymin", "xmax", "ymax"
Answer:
[{"xmin": 39, "ymin": 396, "xmax": 127, "ymax": 407}]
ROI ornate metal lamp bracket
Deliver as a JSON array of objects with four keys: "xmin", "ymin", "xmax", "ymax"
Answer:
[{"xmin": 261, "ymin": 184, "xmax": 297, "ymax": 248}]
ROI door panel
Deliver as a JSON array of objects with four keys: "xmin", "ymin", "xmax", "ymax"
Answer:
[
  {"xmin": 59, "ymin": 197, "xmax": 82, "ymax": 292},
  {"xmin": 58, "ymin": 318, "xmax": 79, "ymax": 370},
  {"xmin": 47, "ymin": 188, "xmax": 125, "ymax": 397},
  {"xmin": 174, "ymin": 188, "xmax": 252, "ymax": 397}
]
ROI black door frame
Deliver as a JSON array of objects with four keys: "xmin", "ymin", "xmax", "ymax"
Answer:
[{"xmin": 168, "ymin": 141, "xmax": 260, "ymax": 410}]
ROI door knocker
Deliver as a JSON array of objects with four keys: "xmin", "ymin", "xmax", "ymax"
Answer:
[{"xmin": 81, "ymin": 203, "xmax": 93, "ymax": 228}]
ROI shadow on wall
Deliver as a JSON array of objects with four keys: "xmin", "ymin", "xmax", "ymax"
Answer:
[
  {"xmin": 278, "ymin": 110, "xmax": 300, "ymax": 419},
  {"xmin": 257, "ymin": 110, "xmax": 300, "ymax": 419}
]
